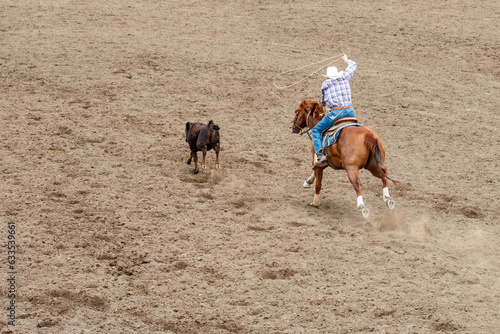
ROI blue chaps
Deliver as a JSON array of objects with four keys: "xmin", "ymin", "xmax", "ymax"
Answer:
[{"xmin": 312, "ymin": 107, "xmax": 355, "ymax": 153}]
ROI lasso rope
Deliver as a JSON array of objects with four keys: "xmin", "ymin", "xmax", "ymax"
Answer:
[{"xmin": 273, "ymin": 53, "xmax": 345, "ymax": 89}]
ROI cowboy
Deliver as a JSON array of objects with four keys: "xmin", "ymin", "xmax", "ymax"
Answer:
[{"xmin": 312, "ymin": 54, "xmax": 357, "ymax": 164}]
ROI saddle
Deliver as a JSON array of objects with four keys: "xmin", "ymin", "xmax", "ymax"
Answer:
[
  {"xmin": 314, "ymin": 117, "xmax": 361, "ymax": 170},
  {"xmin": 321, "ymin": 117, "xmax": 359, "ymax": 137}
]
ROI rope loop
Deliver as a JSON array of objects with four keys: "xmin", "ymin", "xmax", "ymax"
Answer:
[{"xmin": 273, "ymin": 53, "xmax": 344, "ymax": 89}]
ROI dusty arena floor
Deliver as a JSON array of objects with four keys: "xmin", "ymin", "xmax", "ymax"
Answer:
[{"xmin": 1, "ymin": 0, "xmax": 499, "ymax": 333}]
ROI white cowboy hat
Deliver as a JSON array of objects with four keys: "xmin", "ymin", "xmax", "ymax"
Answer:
[{"xmin": 325, "ymin": 66, "xmax": 344, "ymax": 79}]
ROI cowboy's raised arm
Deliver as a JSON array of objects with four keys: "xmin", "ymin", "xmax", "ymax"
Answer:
[{"xmin": 343, "ymin": 55, "xmax": 357, "ymax": 80}]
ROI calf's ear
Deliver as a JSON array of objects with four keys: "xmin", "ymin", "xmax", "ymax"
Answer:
[{"xmin": 185, "ymin": 122, "xmax": 191, "ymax": 131}]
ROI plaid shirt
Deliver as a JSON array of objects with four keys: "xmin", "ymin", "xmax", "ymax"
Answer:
[{"xmin": 320, "ymin": 60, "xmax": 357, "ymax": 109}]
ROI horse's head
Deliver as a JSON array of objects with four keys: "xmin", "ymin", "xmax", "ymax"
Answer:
[{"xmin": 291, "ymin": 99, "xmax": 324, "ymax": 134}]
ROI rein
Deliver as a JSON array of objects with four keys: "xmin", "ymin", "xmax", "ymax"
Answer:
[{"xmin": 292, "ymin": 109, "xmax": 312, "ymax": 135}]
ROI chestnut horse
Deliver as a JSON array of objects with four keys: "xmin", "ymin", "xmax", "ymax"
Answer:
[{"xmin": 291, "ymin": 99, "xmax": 400, "ymax": 217}]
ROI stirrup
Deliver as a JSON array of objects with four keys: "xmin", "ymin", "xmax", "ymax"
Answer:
[
  {"xmin": 316, "ymin": 153, "xmax": 327, "ymax": 163},
  {"xmin": 314, "ymin": 155, "xmax": 327, "ymax": 169}
]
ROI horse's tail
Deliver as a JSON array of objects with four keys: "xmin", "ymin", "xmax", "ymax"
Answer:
[{"xmin": 365, "ymin": 133, "xmax": 402, "ymax": 186}]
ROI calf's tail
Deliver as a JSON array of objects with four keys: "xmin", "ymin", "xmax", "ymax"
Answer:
[{"xmin": 185, "ymin": 122, "xmax": 192, "ymax": 142}]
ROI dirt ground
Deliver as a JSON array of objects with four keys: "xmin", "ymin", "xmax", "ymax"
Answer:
[{"xmin": 1, "ymin": 0, "xmax": 499, "ymax": 333}]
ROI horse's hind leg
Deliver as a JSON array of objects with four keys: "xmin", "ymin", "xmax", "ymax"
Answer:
[
  {"xmin": 345, "ymin": 165, "xmax": 366, "ymax": 210},
  {"xmin": 368, "ymin": 166, "xmax": 394, "ymax": 209},
  {"xmin": 379, "ymin": 175, "xmax": 391, "ymax": 204}
]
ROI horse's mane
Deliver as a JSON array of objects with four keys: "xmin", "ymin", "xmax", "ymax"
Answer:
[{"xmin": 303, "ymin": 99, "xmax": 325, "ymax": 117}]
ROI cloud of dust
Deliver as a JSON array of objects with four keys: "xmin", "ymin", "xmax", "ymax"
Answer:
[
  {"xmin": 462, "ymin": 229, "xmax": 498, "ymax": 260},
  {"xmin": 466, "ymin": 229, "xmax": 487, "ymax": 251},
  {"xmin": 208, "ymin": 169, "xmax": 224, "ymax": 185},
  {"xmin": 216, "ymin": 172, "xmax": 260, "ymax": 203},
  {"xmin": 219, "ymin": 173, "xmax": 248, "ymax": 191},
  {"xmin": 370, "ymin": 210, "xmax": 433, "ymax": 242}
]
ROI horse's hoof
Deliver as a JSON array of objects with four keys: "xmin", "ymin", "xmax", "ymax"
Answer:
[
  {"xmin": 386, "ymin": 198, "xmax": 395, "ymax": 210},
  {"xmin": 303, "ymin": 180, "xmax": 313, "ymax": 188},
  {"xmin": 309, "ymin": 202, "xmax": 319, "ymax": 208},
  {"xmin": 361, "ymin": 207, "xmax": 369, "ymax": 218},
  {"xmin": 311, "ymin": 194, "xmax": 320, "ymax": 207}
]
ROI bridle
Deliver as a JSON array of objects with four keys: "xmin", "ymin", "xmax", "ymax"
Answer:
[
  {"xmin": 292, "ymin": 108, "xmax": 313, "ymax": 137},
  {"xmin": 292, "ymin": 106, "xmax": 325, "ymax": 140}
]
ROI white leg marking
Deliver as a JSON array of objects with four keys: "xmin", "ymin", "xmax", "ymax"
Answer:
[
  {"xmin": 303, "ymin": 172, "xmax": 315, "ymax": 188},
  {"xmin": 357, "ymin": 196, "xmax": 365, "ymax": 209},
  {"xmin": 383, "ymin": 187, "xmax": 390, "ymax": 202},
  {"xmin": 311, "ymin": 194, "xmax": 320, "ymax": 207}
]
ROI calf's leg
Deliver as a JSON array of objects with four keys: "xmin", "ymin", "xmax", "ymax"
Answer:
[
  {"xmin": 215, "ymin": 143, "xmax": 220, "ymax": 169},
  {"xmin": 193, "ymin": 151, "xmax": 200, "ymax": 174},
  {"xmin": 201, "ymin": 146, "xmax": 207, "ymax": 170}
]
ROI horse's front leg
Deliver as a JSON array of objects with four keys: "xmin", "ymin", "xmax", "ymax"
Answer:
[
  {"xmin": 303, "ymin": 172, "xmax": 316, "ymax": 188},
  {"xmin": 303, "ymin": 149, "xmax": 316, "ymax": 188},
  {"xmin": 311, "ymin": 168, "xmax": 323, "ymax": 207}
]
